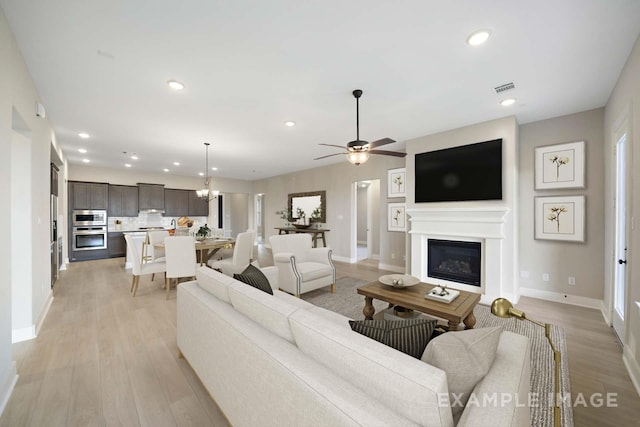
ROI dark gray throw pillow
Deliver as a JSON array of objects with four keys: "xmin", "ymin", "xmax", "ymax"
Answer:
[
  {"xmin": 349, "ymin": 318, "xmax": 437, "ymax": 359},
  {"xmin": 233, "ymin": 264, "xmax": 273, "ymax": 295}
]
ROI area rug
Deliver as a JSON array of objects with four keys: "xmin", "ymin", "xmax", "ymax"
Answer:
[{"xmin": 303, "ymin": 276, "xmax": 574, "ymax": 427}]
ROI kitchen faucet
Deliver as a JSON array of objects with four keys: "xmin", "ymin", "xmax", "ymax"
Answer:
[{"xmin": 170, "ymin": 219, "xmax": 177, "ymax": 229}]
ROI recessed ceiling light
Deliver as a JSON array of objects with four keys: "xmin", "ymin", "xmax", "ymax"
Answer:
[
  {"xmin": 125, "ymin": 163, "xmax": 132, "ymax": 168},
  {"xmin": 211, "ymin": 167, "xmax": 218, "ymax": 171},
  {"xmin": 78, "ymin": 132, "xmax": 90, "ymax": 139},
  {"xmin": 131, "ymin": 155, "xmax": 138, "ymax": 160},
  {"xmin": 82, "ymin": 158, "xmax": 90, "ymax": 163},
  {"xmin": 198, "ymin": 172, "xmax": 204, "ymax": 176},
  {"xmin": 163, "ymin": 168, "xmax": 169, "ymax": 172},
  {"xmin": 284, "ymin": 121, "xmax": 296, "ymax": 127},
  {"xmin": 466, "ymin": 30, "xmax": 491, "ymax": 46},
  {"xmin": 167, "ymin": 80, "xmax": 185, "ymax": 91},
  {"xmin": 78, "ymin": 148, "xmax": 87, "ymax": 153},
  {"xmin": 500, "ymin": 98, "xmax": 516, "ymax": 106},
  {"xmin": 173, "ymin": 161, "xmax": 180, "ymax": 166}
]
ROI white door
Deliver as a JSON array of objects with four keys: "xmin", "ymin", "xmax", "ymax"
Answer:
[{"xmin": 613, "ymin": 129, "xmax": 629, "ymax": 340}]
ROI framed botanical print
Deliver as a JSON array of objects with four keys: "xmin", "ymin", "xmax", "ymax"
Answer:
[
  {"xmin": 387, "ymin": 202, "xmax": 406, "ymax": 232},
  {"xmin": 387, "ymin": 167, "xmax": 406, "ymax": 198},
  {"xmin": 534, "ymin": 195, "xmax": 585, "ymax": 242},
  {"xmin": 534, "ymin": 141, "xmax": 585, "ymax": 189}
]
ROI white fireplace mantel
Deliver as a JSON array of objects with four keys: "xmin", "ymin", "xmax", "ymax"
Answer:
[{"xmin": 407, "ymin": 207, "xmax": 516, "ymax": 305}]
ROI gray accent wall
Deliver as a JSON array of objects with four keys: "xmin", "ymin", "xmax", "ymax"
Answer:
[{"xmin": 519, "ymin": 108, "xmax": 605, "ymax": 301}]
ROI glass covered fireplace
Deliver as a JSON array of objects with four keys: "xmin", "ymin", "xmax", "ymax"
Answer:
[{"xmin": 427, "ymin": 239, "xmax": 481, "ymax": 286}]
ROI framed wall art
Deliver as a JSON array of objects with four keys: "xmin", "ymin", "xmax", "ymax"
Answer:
[
  {"xmin": 534, "ymin": 195, "xmax": 585, "ymax": 242},
  {"xmin": 534, "ymin": 141, "xmax": 585, "ymax": 189},
  {"xmin": 387, "ymin": 202, "xmax": 406, "ymax": 232},
  {"xmin": 387, "ymin": 167, "xmax": 406, "ymax": 198}
]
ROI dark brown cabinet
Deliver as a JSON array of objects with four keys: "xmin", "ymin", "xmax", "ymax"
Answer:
[
  {"xmin": 138, "ymin": 183, "xmax": 165, "ymax": 211},
  {"xmin": 109, "ymin": 185, "xmax": 138, "ymax": 217},
  {"xmin": 188, "ymin": 191, "xmax": 209, "ymax": 216},
  {"xmin": 108, "ymin": 232, "xmax": 126, "ymax": 257},
  {"xmin": 70, "ymin": 182, "xmax": 108, "ymax": 210},
  {"xmin": 164, "ymin": 189, "xmax": 190, "ymax": 216}
]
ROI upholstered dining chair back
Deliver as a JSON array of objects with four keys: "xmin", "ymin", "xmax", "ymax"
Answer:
[
  {"xmin": 147, "ymin": 230, "xmax": 169, "ymax": 261},
  {"xmin": 164, "ymin": 236, "xmax": 197, "ymax": 299},
  {"xmin": 124, "ymin": 233, "xmax": 166, "ymax": 297}
]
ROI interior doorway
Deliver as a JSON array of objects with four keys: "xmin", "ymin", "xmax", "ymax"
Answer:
[
  {"xmin": 353, "ymin": 179, "xmax": 380, "ymax": 264},
  {"xmin": 255, "ymin": 193, "xmax": 265, "ymax": 243},
  {"xmin": 613, "ymin": 118, "xmax": 630, "ymax": 341}
]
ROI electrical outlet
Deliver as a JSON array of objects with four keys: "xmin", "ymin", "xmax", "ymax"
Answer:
[
  {"xmin": 568, "ymin": 276, "xmax": 576, "ymax": 285},
  {"xmin": 542, "ymin": 273, "xmax": 550, "ymax": 282}
]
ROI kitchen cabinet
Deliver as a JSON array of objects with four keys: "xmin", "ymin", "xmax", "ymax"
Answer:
[
  {"xmin": 70, "ymin": 181, "xmax": 108, "ymax": 210},
  {"xmin": 188, "ymin": 190, "xmax": 209, "ymax": 216},
  {"xmin": 109, "ymin": 185, "xmax": 138, "ymax": 217},
  {"xmin": 138, "ymin": 183, "xmax": 165, "ymax": 211},
  {"xmin": 108, "ymin": 232, "xmax": 126, "ymax": 257},
  {"xmin": 164, "ymin": 189, "xmax": 189, "ymax": 216}
]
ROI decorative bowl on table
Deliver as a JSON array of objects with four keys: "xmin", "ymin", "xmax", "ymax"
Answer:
[
  {"xmin": 378, "ymin": 274, "xmax": 420, "ymax": 289},
  {"xmin": 293, "ymin": 224, "xmax": 311, "ymax": 229}
]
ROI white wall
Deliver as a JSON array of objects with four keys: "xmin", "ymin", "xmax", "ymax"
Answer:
[
  {"xmin": 1, "ymin": 6, "xmax": 56, "ymax": 412},
  {"xmin": 604, "ymin": 33, "xmax": 640, "ymax": 393}
]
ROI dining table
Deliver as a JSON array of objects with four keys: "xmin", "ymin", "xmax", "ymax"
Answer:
[{"xmin": 154, "ymin": 237, "xmax": 236, "ymax": 266}]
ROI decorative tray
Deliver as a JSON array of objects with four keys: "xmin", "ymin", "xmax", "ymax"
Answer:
[
  {"xmin": 378, "ymin": 274, "xmax": 420, "ymax": 289},
  {"xmin": 424, "ymin": 286, "xmax": 460, "ymax": 304}
]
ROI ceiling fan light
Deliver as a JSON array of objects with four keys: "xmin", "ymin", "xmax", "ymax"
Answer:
[{"xmin": 347, "ymin": 151, "xmax": 369, "ymax": 165}]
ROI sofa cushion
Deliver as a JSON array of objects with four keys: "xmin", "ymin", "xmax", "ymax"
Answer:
[
  {"xmin": 296, "ymin": 261, "xmax": 333, "ymax": 281},
  {"xmin": 196, "ymin": 266, "xmax": 235, "ymax": 303},
  {"xmin": 273, "ymin": 289, "xmax": 315, "ymax": 310},
  {"xmin": 421, "ymin": 326, "xmax": 502, "ymax": 417},
  {"xmin": 234, "ymin": 264, "xmax": 273, "ymax": 295},
  {"xmin": 228, "ymin": 280, "xmax": 300, "ymax": 343},
  {"xmin": 349, "ymin": 319, "xmax": 437, "ymax": 359},
  {"xmin": 289, "ymin": 308, "xmax": 453, "ymax": 426}
]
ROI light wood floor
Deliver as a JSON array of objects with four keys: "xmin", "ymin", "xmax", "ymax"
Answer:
[{"xmin": 1, "ymin": 252, "xmax": 639, "ymax": 426}]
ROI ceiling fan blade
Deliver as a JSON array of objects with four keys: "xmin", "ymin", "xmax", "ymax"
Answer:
[
  {"xmin": 369, "ymin": 149, "xmax": 407, "ymax": 157},
  {"xmin": 314, "ymin": 152, "xmax": 345, "ymax": 160},
  {"xmin": 368, "ymin": 138, "xmax": 396, "ymax": 148},
  {"xmin": 319, "ymin": 143, "xmax": 348, "ymax": 150}
]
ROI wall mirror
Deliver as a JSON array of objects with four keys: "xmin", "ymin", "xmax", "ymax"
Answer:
[{"xmin": 288, "ymin": 190, "xmax": 326, "ymax": 223}]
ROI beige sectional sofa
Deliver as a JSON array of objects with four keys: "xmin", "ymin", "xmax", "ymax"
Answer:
[{"xmin": 177, "ymin": 267, "xmax": 531, "ymax": 426}]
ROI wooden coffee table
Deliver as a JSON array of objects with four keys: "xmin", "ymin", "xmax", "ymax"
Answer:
[{"xmin": 357, "ymin": 281, "xmax": 481, "ymax": 330}]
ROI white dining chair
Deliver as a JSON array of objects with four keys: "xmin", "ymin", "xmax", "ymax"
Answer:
[
  {"xmin": 124, "ymin": 234, "xmax": 166, "ymax": 297},
  {"xmin": 208, "ymin": 230, "xmax": 255, "ymax": 275},
  {"xmin": 147, "ymin": 230, "xmax": 169, "ymax": 281},
  {"xmin": 164, "ymin": 235, "xmax": 198, "ymax": 299}
]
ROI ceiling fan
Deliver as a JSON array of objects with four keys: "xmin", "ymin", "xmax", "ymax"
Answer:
[{"xmin": 314, "ymin": 89, "xmax": 406, "ymax": 165}]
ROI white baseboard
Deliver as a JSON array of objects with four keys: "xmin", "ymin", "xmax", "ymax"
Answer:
[
  {"xmin": 371, "ymin": 254, "xmax": 380, "ymax": 260},
  {"xmin": 623, "ymin": 346, "xmax": 640, "ymax": 398},
  {"xmin": 0, "ymin": 362, "xmax": 18, "ymax": 417},
  {"xmin": 59, "ymin": 262, "xmax": 67, "ymax": 271},
  {"xmin": 11, "ymin": 326, "xmax": 35, "ymax": 343},
  {"xmin": 519, "ymin": 287, "xmax": 603, "ymax": 310},
  {"xmin": 600, "ymin": 300, "xmax": 612, "ymax": 326},
  {"xmin": 332, "ymin": 255, "xmax": 357, "ymax": 264},
  {"xmin": 35, "ymin": 291, "xmax": 54, "ymax": 336},
  {"xmin": 378, "ymin": 263, "xmax": 405, "ymax": 273}
]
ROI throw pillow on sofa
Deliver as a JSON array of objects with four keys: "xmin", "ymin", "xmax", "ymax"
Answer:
[
  {"xmin": 349, "ymin": 319, "xmax": 437, "ymax": 359},
  {"xmin": 421, "ymin": 326, "xmax": 502, "ymax": 417},
  {"xmin": 234, "ymin": 264, "xmax": 273, "ymax": 295}
]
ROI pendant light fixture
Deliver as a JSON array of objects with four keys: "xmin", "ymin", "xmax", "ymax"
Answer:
[{"xmin": 196, "ymin": 142, "xmax": 218, "ymax": 201}]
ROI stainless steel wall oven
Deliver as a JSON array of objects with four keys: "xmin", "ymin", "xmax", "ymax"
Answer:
[{"xmin": 72, "ymin": 210, "xmax": 107, "ymax": 251}]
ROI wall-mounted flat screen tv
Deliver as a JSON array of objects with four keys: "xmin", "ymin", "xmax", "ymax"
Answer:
[{"xmin": 415, "ymin": 138, "xmax": 502, "ymax": 203}]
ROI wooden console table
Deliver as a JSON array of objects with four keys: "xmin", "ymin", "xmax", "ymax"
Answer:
[{"xmin": 274, "ymin": 227, "xmax": 330, "ymax": 248}]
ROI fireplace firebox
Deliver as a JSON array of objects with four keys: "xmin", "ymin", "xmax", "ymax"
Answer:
[{"xmin": 427, "ymin": 239, "xmax": 481, "ymax": 286}]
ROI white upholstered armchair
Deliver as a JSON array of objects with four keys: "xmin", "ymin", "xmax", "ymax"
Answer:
[{"xmin": 269, "ymin": 234, "xmax": 336, "ymax": 297}]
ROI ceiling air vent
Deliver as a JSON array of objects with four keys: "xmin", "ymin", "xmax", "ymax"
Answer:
[{"xmin": 494, "ymin": 82, "xmax": 515, "ymax": 94}]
